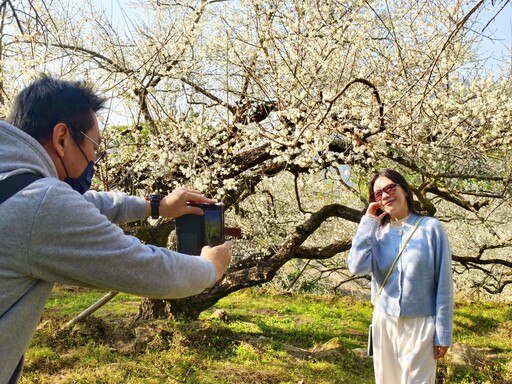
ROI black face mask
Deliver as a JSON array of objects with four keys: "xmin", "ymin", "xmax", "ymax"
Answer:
[
  {"xmin": 60, "ymin": 134, "xmax": 96, "ymax": 195},
  {"xmin": 63, "ymin": 160, "xmax": 94, "ymax": 194}
]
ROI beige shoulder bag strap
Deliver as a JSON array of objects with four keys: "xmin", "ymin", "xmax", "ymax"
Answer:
[{"xmin": 374, "ymin": 216, "xmax": 425, "ymax": 304}]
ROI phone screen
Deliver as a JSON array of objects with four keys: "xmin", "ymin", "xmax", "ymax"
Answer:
[
  {"xmin": 204, "ymin": 209, "xmax": 223, "ymax": 245},
  {"xmin": 175, "ymin": 214, "xmax": 203, "ymax": 255},
  {"xmin": 204, "ymin": 204, "xmax": 224, "ymax": 246},
  {"xmin": 175, "ymin": 203, "xmax": 224, "ymax": 255}
]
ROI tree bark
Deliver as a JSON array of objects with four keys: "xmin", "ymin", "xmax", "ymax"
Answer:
[{"xmin": 137, "ymin": 204, "xmax": 361, "ymax": 321}]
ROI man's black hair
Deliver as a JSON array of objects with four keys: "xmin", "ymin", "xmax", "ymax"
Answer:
[{"xmin": 6, "ymin": 74, "xmax": 106, "ymax": 144}]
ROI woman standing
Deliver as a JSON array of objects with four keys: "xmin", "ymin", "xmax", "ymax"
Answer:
[{"xmin": 348, "ymin": 169, "xmax": 453, "ymax": 384}]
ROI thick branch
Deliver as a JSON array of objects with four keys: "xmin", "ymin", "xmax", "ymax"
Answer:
[
  {"xmin": 165, "ymin": 204, "xmax": 361, "ymax": 319},
  {"xmin": 453, "ymin": 255, "xmax": 512, "ymax": 269}
]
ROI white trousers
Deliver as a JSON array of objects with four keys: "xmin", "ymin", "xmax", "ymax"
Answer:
[{"xmin": 373, "ymin": 311, "xmax": 437, "ymax": 384}]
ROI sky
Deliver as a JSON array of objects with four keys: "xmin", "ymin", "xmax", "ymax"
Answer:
[
  {"xmin": 91, "ymin": 0, "xmax": 511, "ymax": 126},
  {"xmin": 93, "ymin": 0, "xmax": 512, "ymax": 74},
  {"xmin": 476, "ymin": 2, "xmax": 512, "ymax": 74}
]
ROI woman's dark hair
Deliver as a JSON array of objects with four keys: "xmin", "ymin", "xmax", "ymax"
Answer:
[
  {"xmin": 368, "ymin": 169, "xmax": 419, "ymax": 225},
  {"xmin": 6, "ymin": 74, "xmax": 106, "ymax": 144}
]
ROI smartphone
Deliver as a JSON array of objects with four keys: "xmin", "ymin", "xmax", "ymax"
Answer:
[
  {"xmin": 376, "ymin": 208, "xmax": 384, "ymax": 216},
  {"xmin": 175, "ymin": 203, "xmax": 224, "ymax": 255},
  {"xmin": 203, "ymin": 203, "xmax": 224, "ymax": 246}
]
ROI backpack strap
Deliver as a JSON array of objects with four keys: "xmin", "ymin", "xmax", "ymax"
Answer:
[{"xmin": 0, "ymin": 173, "xmax": 42, "ymax": 205}]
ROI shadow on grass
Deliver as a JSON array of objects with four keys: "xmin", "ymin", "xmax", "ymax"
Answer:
[{"xmin": 454, "ymin": 303, "xmax": 512, "ymax": 341}]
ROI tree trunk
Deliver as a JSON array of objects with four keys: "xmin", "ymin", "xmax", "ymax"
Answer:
[
  {"xmin": 136, "ymin": 298, "xmax": 170, "ymax": 321},
  {"xmin": 136, "ymin": 204, "xmax": 360, "ymax": 321}
]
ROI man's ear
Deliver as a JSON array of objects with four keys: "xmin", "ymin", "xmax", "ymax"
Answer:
[{"xmin": 52, "ymin": 123, "xmax": 71, "ymax": 157}]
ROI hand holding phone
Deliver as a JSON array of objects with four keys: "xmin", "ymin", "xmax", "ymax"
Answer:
[
  {"xmin": 200, "ymin": 241, "xmax": 232, "ymax": 281},
  {"xmin": 159, "ymin": 188, "xmax": 217, "ymax": 219}
]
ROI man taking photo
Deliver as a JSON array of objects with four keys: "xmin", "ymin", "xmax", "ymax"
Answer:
[{"xmin": 0, "ymin": 75, "xmax": 232, "ymax": 383}]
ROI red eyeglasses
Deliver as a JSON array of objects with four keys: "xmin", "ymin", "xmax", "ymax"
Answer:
[{"xmin": 372, "ymin": 183, "xmax": 400, "ymax": 201}]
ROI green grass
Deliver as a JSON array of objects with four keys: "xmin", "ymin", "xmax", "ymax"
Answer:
[
  {"xmin": 19, "ymin": 286, "xmax": 512, "ymax": 383},
  {"xmin": 447, "ymin": 300, "xmax": 512, "ymax": 383}
]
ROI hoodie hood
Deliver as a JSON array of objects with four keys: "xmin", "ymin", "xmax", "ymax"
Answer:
[{"xmin": 0, "ymin": 121, "xmax": 58, "ymax": 181}]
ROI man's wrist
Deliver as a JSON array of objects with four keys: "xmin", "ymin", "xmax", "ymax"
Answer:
[{"xmin": 145, "ymin": 194, "xmax": 162, "ymax": 219}]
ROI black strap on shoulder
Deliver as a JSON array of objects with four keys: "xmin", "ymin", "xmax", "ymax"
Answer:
[{"xmin": 0, "ymin": 173, "xmax": 42, "ymax": 205}]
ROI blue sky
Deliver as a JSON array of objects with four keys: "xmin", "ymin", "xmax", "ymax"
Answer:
[
  {"xmin": 93, "ymin": 0, "xmax": 511, "ymax": 75},
  {"xmin": 477, "ymin": 2, "xmax": 512, "ymax": 74},
  {"xmin": 89, "ymin": 0, "xmax": 511, "ymax": 127}
]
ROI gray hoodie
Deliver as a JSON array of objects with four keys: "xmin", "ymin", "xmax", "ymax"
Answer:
[{"xmin": 0, "ymin": 121, "xmax": 216, "ymax": 381}]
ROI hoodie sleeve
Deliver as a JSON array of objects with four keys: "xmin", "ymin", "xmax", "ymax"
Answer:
[
  {"xmin": 25, "ymin": 182, "xmax": 216, "ymax": 299},
  {"xmin": 83, "ymin": 190, "xmax": 147, "ymax": 224}
]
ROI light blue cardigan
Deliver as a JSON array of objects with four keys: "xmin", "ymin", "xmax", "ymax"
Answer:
[{"xmin": 348, "ymin": 213, "xmax": 453, "ymax": 346}]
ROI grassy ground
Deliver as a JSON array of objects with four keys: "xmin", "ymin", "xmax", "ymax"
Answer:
[{"xmin": 19, "ymin": 286, "xmax": 512, "ymax": 383}]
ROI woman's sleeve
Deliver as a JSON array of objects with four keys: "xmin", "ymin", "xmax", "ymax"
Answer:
[
  {"xmin": 348, "ymin": 216, "xmax": 379, "ymax": 275},
  {"xmin": 433, "ymin": 220, "xmax": 454, "ymax": 346}
]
